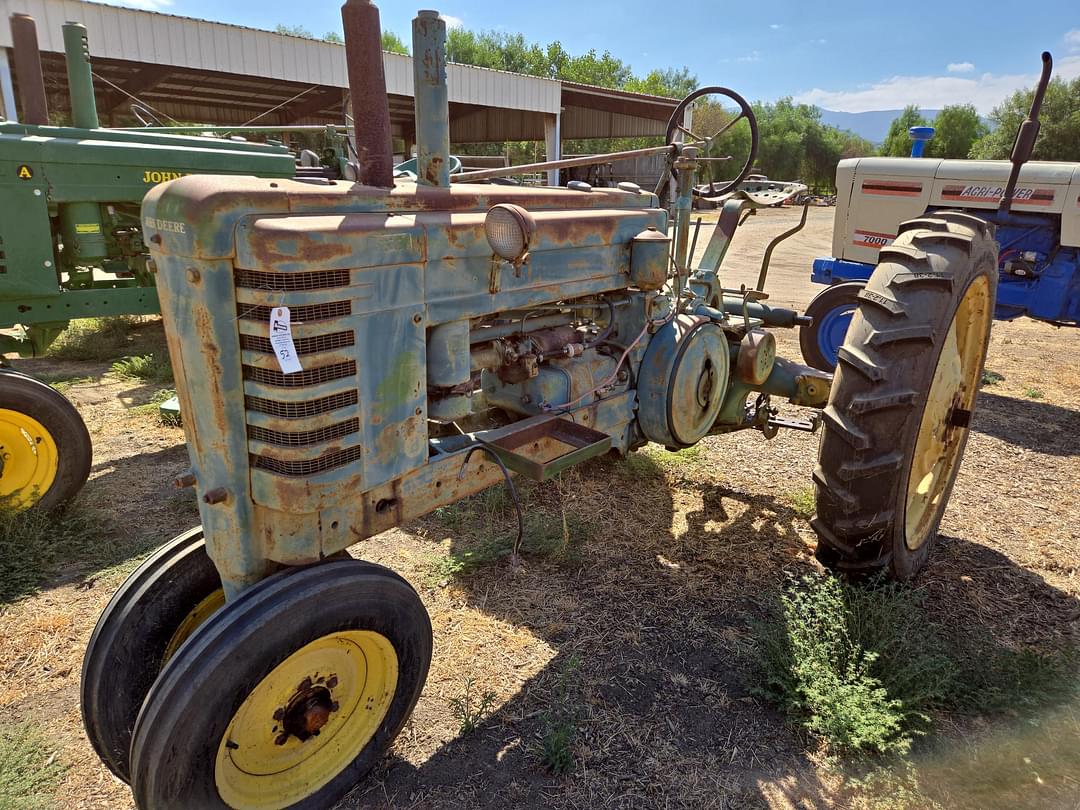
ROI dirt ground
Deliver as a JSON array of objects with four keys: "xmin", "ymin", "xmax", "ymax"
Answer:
[{"xmin": 2, "ymin": 206, "xmax": 1079, "ymax": 809}]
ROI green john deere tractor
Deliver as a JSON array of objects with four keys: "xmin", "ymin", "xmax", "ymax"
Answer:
[{"xmin": 0, "ymin": 14, "xmax": 352, "ymax": 510}]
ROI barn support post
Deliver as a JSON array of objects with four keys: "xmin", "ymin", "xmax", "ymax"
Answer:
[{"xmin": 544, "ymin": 111, "xmax": 561, "ymax": 186}]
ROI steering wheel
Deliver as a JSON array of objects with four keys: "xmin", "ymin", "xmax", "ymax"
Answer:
[
  {"xmin": 131, "ymin": 102, "xmax": 164, "ymax": 128},
  {"xmin": 664, "ymin": 86, "xmax": 759, "ymax": 199}
]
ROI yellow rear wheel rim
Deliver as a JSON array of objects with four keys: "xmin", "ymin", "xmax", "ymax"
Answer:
[
  {"xmin": 215, "ymin": 630, "xmax": 398, "ymax": 810},
  {"xmin": 905, "ymin": 276, "xmax": 991, "ymax": 550},
  {"xmin": 0, "ymin": 409, "xmax": 59, "ymax": 509}
]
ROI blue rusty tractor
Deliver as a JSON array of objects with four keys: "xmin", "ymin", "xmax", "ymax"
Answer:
[{"xmin": 80, "ymin": 3, "xmax": 1002, "ymax": 806}]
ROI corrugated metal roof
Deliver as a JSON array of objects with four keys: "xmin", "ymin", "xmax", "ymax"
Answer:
[
  {"xmin": 0, "ymin": 0, "xmax": 562, "ymax": 113},
  {"xmin": 1, "ymin": 0, "xmax": 681, "ymax": 139}
]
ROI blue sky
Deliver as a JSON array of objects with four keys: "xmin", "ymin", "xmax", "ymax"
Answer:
[{"xmin": 105, "ymin": 0, "xmax": 1079, "ymax": 113}]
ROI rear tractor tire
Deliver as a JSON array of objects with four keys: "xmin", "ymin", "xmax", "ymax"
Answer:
[
  {"xmin": 812, "ymin": 212, "xmax": 997, "ymax": 580},
  {"xmin": 0, "ymin": 369, "xmax": 91, "ymax": 510}
]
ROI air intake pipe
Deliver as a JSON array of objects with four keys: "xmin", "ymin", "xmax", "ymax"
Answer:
[
  {"xmin": 9, "ymin": 14, "xmax": 49, "ymax": 125},
  {"xmin": 342, "ymin": 0, "xmax": 394, "ymax": 187},
  {"xmin": 62, "ymin": 22, "xmax": 99, "ymax": 129},
  {"xmin": 412, "ymin": 10, "xmax": 450, "ymax": 187}
]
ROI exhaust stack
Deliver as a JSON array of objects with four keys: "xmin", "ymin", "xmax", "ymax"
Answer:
[
  {"xmin": 9, "ymin": 14, "xmax": 49, "ymax": 125},
  {"xmin": 62, "ymin": 22, "xmax": 99, "ymax": 129},
  {"xmin": 341, "ymin": 0, "xmax": 394, "ymax": 187},
  {"xmin": 412, "ymin": 10, "xmax": 450, "ymax": 187}
]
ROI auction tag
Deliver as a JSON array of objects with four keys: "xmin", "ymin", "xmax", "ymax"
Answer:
[{"xmin": 269, "ymin": 307, "xmax": 302, "ymax": 374}]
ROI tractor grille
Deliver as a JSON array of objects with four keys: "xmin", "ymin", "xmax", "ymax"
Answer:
[
  {"xmin": 237, "ymin": 300, "xmax": 352, "ymax": 323},
  {"xmin": 245, "ymin": 390, "xmax": 358, "ymax": 419},
  {"xmin": 240, "ymin": 330, "xmax": 355, "ymax": 356},
  {"xmin": 251, "ymin": 445, "xmax": 365, "ymax": 477},
  {"xmin": 248, "ymin": 418, "xmax": 359, "ymax": 447},
  {"xmin": 243, "ymin": 360, "xmax": 356, "ymax": 388},
  {"xmin": 235, "ymin": 261, "xmax": 365, "ymax": 479},
  {"xmin": 235, "ymin": 268, "xmax": 350, "ymax": 291}
]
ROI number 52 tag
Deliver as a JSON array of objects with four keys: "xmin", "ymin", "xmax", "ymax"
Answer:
[{"xmin": 269, "ymin": 307, "xmax": 302, "ymax": 374}]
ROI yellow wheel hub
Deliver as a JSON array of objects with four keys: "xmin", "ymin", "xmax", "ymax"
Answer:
[
  {"xmin": 162, "ymin": 588, "xmax": 226, "ymax": 664},
  {"xmin": 905, "ymin": 276, "xmax": 991, "ymax": 550},
  {"xmin": 0, "ymin": 409, "xmax": 58, "ymax": 509},
  {"xmin": 215, "ymin": 630, "xmax": 398, "ymax": 810}
]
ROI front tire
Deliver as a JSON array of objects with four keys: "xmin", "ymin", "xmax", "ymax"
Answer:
[
  {"xmin": 812, "ymin": 212, "xmax": 997, "ymax": 579},
  {"xmin": 0, "ymin": 369, "xmax": 91, "ymax": 509},
  {"xmin": 81, "ymin": 527, "xmax": 223, "ymax": 782},
  {"xmin": 130, "ymin": 559, "xmax": 432, "ymax": 810},
  {"xmin": 800, "ymin": 281, "xmax": 865, "ymax": 372}
]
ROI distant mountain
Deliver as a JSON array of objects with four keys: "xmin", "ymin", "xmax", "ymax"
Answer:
[{"xmin": 816, "ymin": 109, "xmax": 942, "ymax": 145}]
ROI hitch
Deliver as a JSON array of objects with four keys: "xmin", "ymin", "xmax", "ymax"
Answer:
[{"xmin": 767, "ymin": 412, "xmax": 823, "ymax": 434}]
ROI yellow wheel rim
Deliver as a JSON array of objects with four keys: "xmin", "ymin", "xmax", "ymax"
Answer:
[
  {"xmin": 162, "ymin": 588, "xmax": 226, "ymax": 664},
  {"xmin": 905, "ymin": 276, "xmax": 991, "ymax": 550},
  {"xmin": 215, "ymin": 630, "xmax": 398, "ymax": 810},
  {"xmin": 0, "ymin": 409, "xmax": 59, "ymax": 509}
]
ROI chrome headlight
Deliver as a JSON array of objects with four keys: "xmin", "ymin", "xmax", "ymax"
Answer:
[{"xmin": 484, "ymin": 203, "xmax": 535, "ymax": 264}]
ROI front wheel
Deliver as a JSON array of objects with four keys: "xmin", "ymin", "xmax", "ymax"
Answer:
[
  {"xmin": 0, "ymin": 369, "xmax": 91, "ymax": 509},
  {"xmin": 812, "ymin": 212, "xmax": 997, "ymax": 580},
  {"xmin": 130, "ymin": 559, "xmax": 432, "ymax": 809},
  {"xmin": 799, "ymin": 282, "xmax": 865, "ymax": 372},
  {"xmin": 81, "ymin": 527, "xmax": 223, "ymax": 783}
]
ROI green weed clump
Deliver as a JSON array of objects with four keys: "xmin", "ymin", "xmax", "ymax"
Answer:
[
  {"xmin": 45, "ymin": 316, "xmax": 143, "ymax": 361},
  {"xmin": 755, "ymin": 575, "xmax": 940, "ymax": 755},
  {"xmin": 111, "ymin": 353, "xmax": 173, "ymax": 384},
  {"xmin": 0, "ymin": 502, "xmax": 118, "ymax": 604},
  {"xmin": 427, "ymin": 482, "xmax": 592, "ymax": 582},
  {"xmin": 0, "ymin": 722, "xmax": 65, "ymax": 810},
  {"xmin": 538, "ymin": 654, "xmax": 582, "ymax": 775},
  {"xmin": 789, "ymin": 487, "xmax": 817, "ymax": 519},
  {"xmin": 129, "ymin": 388, "xmax": 181, "ymax": 426},
  {"xmin": 754, "ymin": 573, "xmax": 1078, "ymax": 757},
  {"xmin": 447, "ymin": 677, "xmax": 497, "ymax": 735}
]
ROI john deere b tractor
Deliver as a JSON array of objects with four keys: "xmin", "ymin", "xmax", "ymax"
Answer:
[
  {"xmin": 0, "ymin": 14, "xmax": 350, "ymax": 510},
  {"xmin": 799, "ymin": 53, "xmax": 1077, "ymax": 371},
  {"xmin": 81, "ymin": 3, "xmax": 1000, "ymax": 806}
]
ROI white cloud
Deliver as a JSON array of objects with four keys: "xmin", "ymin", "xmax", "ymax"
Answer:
[
  {"xmin": 1066, "ymin": 29, "xmax": 1080, "ymax": 51},
  {"xmin": 106, "ymin": 0, "xmax": 173, "ymax": 9},
  {"xmin": 440, "ymin": 14, "xmax": 464, "ymax": 29},
  {"xmin": 795, "ymin": 55, "xmax": 1080, "ymax": 114},
  {"xmin": 770, "ymin": 23, "xmax": 781, "ymax": 30},
  {"xmin": 737, "ymin": 50, "xmax": 761, "ymax": 63},
  {"xmin": 947, "ymin": 62, "xmax": 974, "ymax": 73}
]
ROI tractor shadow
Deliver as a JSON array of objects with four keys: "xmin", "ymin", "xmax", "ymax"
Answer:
[
  {"xmin": 0, "ymin": 443, "xmax": 196, "ymax": 605},
  {"xmin": 342, "ymin": 450, "xmax": 1080, "ymax": 809},
  {"xmin": 974, "ymin": 390, "xmax": 1080, "ymax": 457}
]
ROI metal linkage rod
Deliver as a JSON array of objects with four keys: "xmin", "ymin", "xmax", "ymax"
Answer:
[{"xmin": 452, "ymin": 144, "xmax": 677, "ymax": 183}]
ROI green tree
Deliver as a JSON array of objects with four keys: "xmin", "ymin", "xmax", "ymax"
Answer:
[
  {"xmin": 970, "ymin": 76, "xmax": 1080, "ymax": 161},
  {"xmin": 323, "ymin": 32, "xmax": 343, "ymax": 44},
  {"xmin": 381, "ymin": 31, "xmax": 409, "ymax": 55},
  {"xmin": 274, "ymin": 23, "xmax": 314, "ymax": 38},
  {"xmin": 926, "ymin": 104, "xmax": 988, "ymax": 159},
  {"xmin": 624, "ymin": 67, "xmax": 697, "ymax": 99},
  {"xmin": 879, "ymin": 105, "xmax": 930, "ymax": 156}
]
